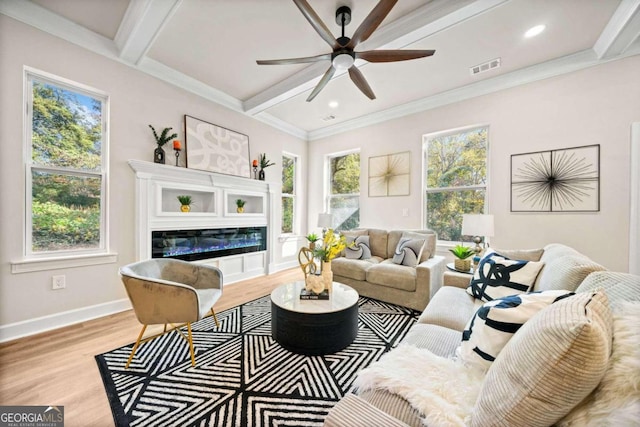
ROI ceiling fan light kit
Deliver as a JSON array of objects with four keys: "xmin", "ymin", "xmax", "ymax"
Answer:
[{"xmin": 256, "ymin": 0, "xmax": 435, "ymax": 102}]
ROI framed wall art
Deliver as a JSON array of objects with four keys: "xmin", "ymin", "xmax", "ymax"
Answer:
[
  {"xmin": 184, "ymin": 115, "xmax": 251, "ymax": 178},
  {"xmin": 511, "ymin": 144, "xmax": 600, "ymax": 212},
  {"xmin": 368, "ymin": 151, "xmax": 411, "ymax": 197}
]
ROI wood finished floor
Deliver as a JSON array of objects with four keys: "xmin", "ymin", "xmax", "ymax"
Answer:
[{"xmin": 0, "ymin": 267, "xmax": 304, "ymax": 427}]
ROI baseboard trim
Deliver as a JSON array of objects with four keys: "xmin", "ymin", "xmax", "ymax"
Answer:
[{"xmin": 0, "ymin": 298, "xmax": 132, "ymax": 343}]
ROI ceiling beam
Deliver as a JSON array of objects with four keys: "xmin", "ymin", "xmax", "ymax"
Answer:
[
  {"xmin": 242, "ymin": 0, "xmax": 509, "ymax": 116},
  {"xmin": 115, "ymin": 0, "xmax": 182, "ymax": 65},
  {"xmin": 593, "ymin": 0, "xmax": 640, "ymax": 59}
]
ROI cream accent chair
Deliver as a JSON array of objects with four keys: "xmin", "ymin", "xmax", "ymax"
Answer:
[{"xmin": 120, "ymin": 258, "xmax": 223, "ymax": 368}]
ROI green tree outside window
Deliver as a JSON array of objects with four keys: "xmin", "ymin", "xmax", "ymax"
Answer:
[
  {"xmin": 425, "ymin": 127, "xmax": 488, "ymax": 242},
  {"xmin": 28, "ymin": 76, "xmax": 106, "ymax": 253}
]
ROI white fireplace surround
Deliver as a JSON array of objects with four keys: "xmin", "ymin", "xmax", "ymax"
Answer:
[{"xmin": 128, "ymin": 159, "xmax": 278, "ymax": 283}]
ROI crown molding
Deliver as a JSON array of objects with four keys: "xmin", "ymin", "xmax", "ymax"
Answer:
[
  {"xmin": 307, "ymin": 47, "xmax": 640, "ymax": 141},
  {"xmin": 137, "ymin": 57, "xmax": 244, "ymax": 112},
  {"xmin": 0, "ymin": 0, "xmax": 118, "ymax": 58},
  {"xmin": 253, "ymin": 112, "xmax": 309, "ymax": 140}
]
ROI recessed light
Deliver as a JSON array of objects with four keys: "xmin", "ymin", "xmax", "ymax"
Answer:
[
  {"xmin": 524, "ymin": 24, "xmax": 546, "ymax": 38},
  {"xmin": 328, "ymin": 101, "xmax": 339, "ymax": 109}
]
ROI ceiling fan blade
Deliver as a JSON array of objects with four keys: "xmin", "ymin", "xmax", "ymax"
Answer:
[
  {"xmin": 293, "ymin": 0, "xmax": 337, "ymax": 49},
  {"xmin": 257, "ymin": 53, "xmax": 331, "ymax": 65},
  {"xmin": 348, "ymin": 67, "xmax": 376, "ymax": 100},
  {"xmin": 307, "ymin": 66, "xmax": 336, "ymax": 102},
  {"xmin": 356, "ymin": 49, "xmax": 435, "ymax": 63},
  {"xmin": 347, "ymin": 0, "xmax": 397, "ymax": 49}
]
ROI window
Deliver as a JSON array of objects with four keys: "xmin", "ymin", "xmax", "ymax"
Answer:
[
  {"xmin": 424, "ymin": 126, "xmax": 488, "ymax": 242},
  {"xmin": 328, "ymin": 151, "xmax": 360, "ymax": 230},
  {"xmin": 281, "ymin": 153, "xmax": 296, "ymax": 234},
  {"xmin": 25, "ymin": 70, "xmax": 108, "ymax": 257}
]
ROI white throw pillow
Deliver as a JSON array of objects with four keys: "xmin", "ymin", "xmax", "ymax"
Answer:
[
  {"xmin": 391, "ymin": 237, "xmax": 425, "ymax": 267},
  {"xmin": 458, "ymin": 290, "xmax": 575, "ymax": 372},
  {"xmin": 345, "ymin": 235, "xmax": 372, "ymax": 260},
  {"xmin": 466, "ymin": 252, "xmax": 544, "ymax": 302}
]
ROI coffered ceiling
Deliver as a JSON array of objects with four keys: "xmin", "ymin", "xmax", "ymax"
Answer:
[{"xmin": 3, "ymin": 0, "xmax": 639, "ymax": 140}]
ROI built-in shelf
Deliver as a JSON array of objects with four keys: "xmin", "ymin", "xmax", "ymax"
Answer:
[
  {"xmin": 158, "ymin": 183, "xmax": 217, "ymax": 216},
  {"xmin": 127, "ymin": 159, "xmax": 280, "ymax": 282},
  {"xmin": 225, "ymin": 190, "xmax": 266, "ymax": 216}
]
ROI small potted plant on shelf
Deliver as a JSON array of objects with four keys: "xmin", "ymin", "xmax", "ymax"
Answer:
[
  {"xmin": 177, "ymin": 195, "xmax": 192, "ymax": 212},
  {"xmin": 149, "ymin": 125, "xmax": 178, "ymax": 164},
  {"xmin": 235, "ymin": 199, "xmax": 246, "ymax": 213},
  {"xmin": 449, "ymin": 244, "xmax": 475, "ymax": 272},
  {"xmin": 305, "ymin": 233, "xmax": 319, "ymax": 250},
  {"xmin": 258, "ymin": 153, "xmax": 275, "ymax": 181}
]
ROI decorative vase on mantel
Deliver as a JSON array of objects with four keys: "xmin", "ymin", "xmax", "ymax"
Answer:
[
  {"xmin": 322, "ymin": 261, "xmax": 333, "ymax": 293},
  {"xmin": 154, "ymin": 146, "xmax": 165, "ymax": 164},
  {"xmin": 258, "ymin": 169, "xmax": 265, "ymax": 181}
]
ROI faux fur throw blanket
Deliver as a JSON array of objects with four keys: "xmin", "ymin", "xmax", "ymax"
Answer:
[{"xmin": 354, "ymin": 344, "xmax": 485, "ymax": 427}]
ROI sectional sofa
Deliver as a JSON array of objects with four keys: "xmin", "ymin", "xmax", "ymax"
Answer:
[{"xmin": 324, "ymin": 243, "xmax": 640, "ymax": 426}]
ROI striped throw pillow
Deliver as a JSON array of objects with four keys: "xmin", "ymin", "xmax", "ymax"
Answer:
[
  {"xmin": 466, "ymin": 252, "xmax": 544, "ymax": 302},
  {"xmin": 458, "ymin": 290, "xmax": 575, "ymax": 372}
]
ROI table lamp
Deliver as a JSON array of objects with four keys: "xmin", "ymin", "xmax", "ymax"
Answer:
[
  {"xmin": 461, "ymin": 214, "xmax": 494, "ymax": 257},
  {"xmin": 317, "ymin": 213, "xmax": 333, "ymax": 235}
]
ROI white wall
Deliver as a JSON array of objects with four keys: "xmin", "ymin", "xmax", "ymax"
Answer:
[
  {"xmin": 309, "ymin": 56, "xmax": 640, "ymax": 273},
  {"xmin": 0, "ymin": 16, "xmax": 307, "ymax": 336}
]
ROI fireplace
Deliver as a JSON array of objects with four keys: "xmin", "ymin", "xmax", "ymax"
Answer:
[{"xmin": 152, "ymin": 226, "xmax": 267, "ymax": 262}]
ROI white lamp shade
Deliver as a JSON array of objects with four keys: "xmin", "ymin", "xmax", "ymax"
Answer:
[
  {"xmin": 317, "ymin": 213, "xmax": 333, "ymax": 229},
  {"xmin": 461, "ymin": 214, "xmax": 494, "ymax": 237}
]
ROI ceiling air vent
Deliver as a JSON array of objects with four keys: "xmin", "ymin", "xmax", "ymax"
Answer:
[
  {"xmin": 470, "ymin": 58, "xmax": 501, "ymax": 76},
  {"xmin": 322, "ymin": 114, "xmax": 336, "ymax": 122}
]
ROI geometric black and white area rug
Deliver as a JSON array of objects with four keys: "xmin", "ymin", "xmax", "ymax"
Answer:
[{"xmin": 95, "ymin": 295, "xmax": 419, "ymax": 427}]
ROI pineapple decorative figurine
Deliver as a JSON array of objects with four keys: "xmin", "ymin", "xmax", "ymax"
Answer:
[
  {"xmin": 177, "ymin": 195, "xmax": 192, "ymax": 212},
  {"xmin": 235, "ymin": 199, "xmax": 246, "ymax": 213}
]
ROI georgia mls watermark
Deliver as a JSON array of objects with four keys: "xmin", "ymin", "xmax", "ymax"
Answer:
[{"xmin": 0, "ymin": 406, "xmax": 64, "ymax": 427}]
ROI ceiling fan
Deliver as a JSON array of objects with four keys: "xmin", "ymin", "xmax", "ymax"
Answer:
[{"xmin": 256, "ymin": 0, "xmax": 435, "ymax": 102}]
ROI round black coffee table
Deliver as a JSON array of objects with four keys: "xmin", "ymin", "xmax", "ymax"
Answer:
[{"xmin": 270, "ymin": 281, "xmax": 359, "ymax": 355}]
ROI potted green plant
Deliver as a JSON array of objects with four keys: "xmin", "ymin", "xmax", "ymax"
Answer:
[
  {"xmin": 449, "ymin": 244, "xmax": 475, "ymax": 272},
  {"xmin": 305, "ymin": 233, "xmax": 319, "ymax": 250},
  {"xmin": 177, "ymin": 195, "xmax": 192, "ymax": 212},
  {"xmin": 258, "ymin": 153, "xmax": 275, "ymax": 181},
  {"xmin": 235, "ymin": 199, "xmax": 246, "ymax": 213},
  {"xmin": 149, "ymin": 125, "xmax": 178, "ymax": 164}
]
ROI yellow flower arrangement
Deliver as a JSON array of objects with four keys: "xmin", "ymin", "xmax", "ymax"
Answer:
[{"xmin": 312, "ymin": 229, "xmax": 347, "ymax": 262}]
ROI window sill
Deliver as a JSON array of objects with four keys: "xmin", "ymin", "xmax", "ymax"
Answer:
[{"xmin": 11, "ymin": 252, "xmax": 118, "ymax": 274}]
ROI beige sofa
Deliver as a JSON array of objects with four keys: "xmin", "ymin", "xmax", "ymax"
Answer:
[
  {"xmin": 325, "ymin": 243, "xmax": 640, "ymax": 426},
  {"xmin": 331, "ymin": 229, "xmax": 446, "ymax": 312}
]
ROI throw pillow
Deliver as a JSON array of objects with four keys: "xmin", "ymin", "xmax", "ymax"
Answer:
[
  {"xmin": 392, "ymin": 237, "xmax": 425, "ymax": 267},
  {"xmin": 471, "ymin": 291, "xmax": 613, "ymax": 427},
  {"xmin": 466, "ymin": 252, "xmax": 544, "ymax": 302},
  {"xmin": 458, "ymin": 290, "xmax": 575, "ymax": 373},
  {"xmin": 345, "ymin": 235, "xmax": 372, "ymax": 260},
  {"xmin": 557, "ymin": 301, "xmax": 640, "ymax": 426},
  {"xmin": 401, "ymin": 231, "xmax": 436, "ymax": 262}
]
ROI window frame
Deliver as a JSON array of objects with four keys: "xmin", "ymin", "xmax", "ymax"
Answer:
[
  {"xmin": 281, "ymin": 151, "xmax": 298, "ymax": 235},
  {"xmin": 23, "ymin": 67, "xmax": 111, "ymax": 261},
  {"xmin": 422, "ymin": 124, "xmax": 490, "ymax": 245},
  {"xmin": 326, "ymin": 149, "xmax": 360, "ymax": 230}
]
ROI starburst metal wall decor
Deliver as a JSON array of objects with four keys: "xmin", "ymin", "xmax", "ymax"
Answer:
[{"xmin": 511, "ymin": 144, "xmax": 600, "ymax": 212}]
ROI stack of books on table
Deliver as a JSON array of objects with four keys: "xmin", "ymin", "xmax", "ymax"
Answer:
[{"xmin": 300, "ymin": 288, "xmax": 329, "ymax": 300}]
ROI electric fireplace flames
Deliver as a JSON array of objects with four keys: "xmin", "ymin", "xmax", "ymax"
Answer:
[{"xmin": 152, "ymin": 226, "xmax": 266, "ymax": 261}]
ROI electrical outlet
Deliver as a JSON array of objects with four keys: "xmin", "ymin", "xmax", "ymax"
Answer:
[
  {"xmin": 52, "ymin": 275, "xmax": 66, "ymax": 290},
  {"xmin": 402, "ymin": 208, "xmax": 409, "ymax": 217}
]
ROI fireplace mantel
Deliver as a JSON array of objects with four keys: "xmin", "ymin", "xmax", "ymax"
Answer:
[{"xmin": 128, "ymin": 159, "xmax": 278, "ymax": 282}]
